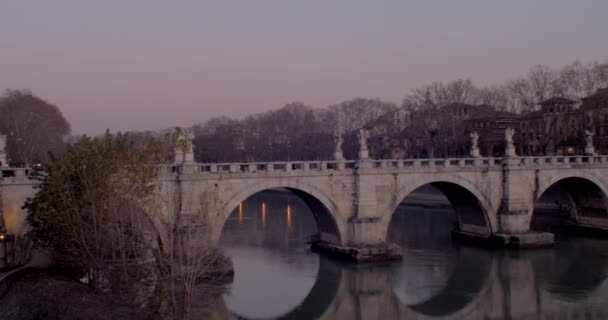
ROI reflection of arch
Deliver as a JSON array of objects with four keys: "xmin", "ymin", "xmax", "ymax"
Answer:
[
  {"xmin": 534, "ymin": 175, "xmax": 608, "ymax": 229},
  {"xmin": 232, "ymin": 257, "xmax": 343, "ymax": 320},
  {"xmin": 386, "ymin": 178, "xmax": 494, "ymax": 238},
  {"xmin": 215, "ymin": 181, "xmax": 345, "ymax": 246},
  {"xmin": 404, "ymin": 247, "xmax": 494, "ymax": 317},
  {"xmin": 534, "ymin": 238, "xmax": 608, "ymax": 302}
]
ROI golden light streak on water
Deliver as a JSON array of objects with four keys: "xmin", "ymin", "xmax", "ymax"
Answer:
[
  {"xmin": 286, "ymin": 204, "xmax": 292, "ymax": 230},
  {"xmin": 261, "ymin": 202, "xmax": 267, "ymax": 227}
]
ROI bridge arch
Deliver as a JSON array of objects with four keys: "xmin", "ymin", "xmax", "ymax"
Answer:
[
  {"xmin": 532, "ymin": 237, "xmax": 608, "ymax": 302},
  {"xmin": 384, "ymin": 177, "xmax": 494, "ymax": 240},
  {"xmin": 212, "ymin": 180, "xmax": 345, "ymax": 246},
  {"xmin": 230, "ymin": 257, "xmax": 343, "ymax": 320},
  {"xmin": 533, "ymin": 173, "xmax": 608, "ymax": 230},
  {"xmin": 394, "ymin": 247, "xmax": 496, "ymax": 319}
]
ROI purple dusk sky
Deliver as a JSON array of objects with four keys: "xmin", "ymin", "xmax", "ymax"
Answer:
[{"xmin": 1, "ymin": 1, "xmax": 607, "ymax": 135}]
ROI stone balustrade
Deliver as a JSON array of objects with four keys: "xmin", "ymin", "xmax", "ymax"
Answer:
[
  {"xmin": 155, "ymin": 155, "xmax": 608, "ymax": 177},
  {"xmin": 0, "ymin": 168, "xmax": 37, "ymax": 184},
  {"xmin": 5, "ymin": 155, "xmax": 608, "ymax": 181}
]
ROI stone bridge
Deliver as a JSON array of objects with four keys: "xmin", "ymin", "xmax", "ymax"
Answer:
[
  {"xmin": 3, "ymin": 154, "xmax": 608, "ymax": 260},
  {"xmin": 151, "ymin": 153, "xmax": 608, "ymax": 259}
]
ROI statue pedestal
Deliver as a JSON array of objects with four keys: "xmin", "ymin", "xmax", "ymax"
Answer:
[
  {"xmin": 184, "ymin": 152, "xmax": 195, "ymax": 163},
  {"xmin": 334, "ymin": 152, "xmax": 344, "ymax": 161},
  {"xmin": 505, "ymin": 146, "xmax": 517, "ymax": 157},
  {"xmin": 470, "ymin": 148, "xmax": 480, "ymax": 158},
  {"xmin": 359, "ymin": 150, "xmax": 369, "ymax": 160}
]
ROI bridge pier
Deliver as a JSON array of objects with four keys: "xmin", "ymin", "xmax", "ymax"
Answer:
[{"xmin": 490, "ymin": 157, "xmax": 555, "ymax": 248}]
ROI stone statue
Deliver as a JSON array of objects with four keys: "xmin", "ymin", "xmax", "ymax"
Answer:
[
  {"xmin": 358, "ymin": 128, "xmax": 370, "ymax": 160},
  {"xmin": 504, "ymin": 128, "xmax": 517, "ymax": 157},
  {"xmin": 174, "ymin": 127, "xmax": 195, "ymax": 163},
  {"xmin": 334, "ymin": 132, "xmax": 344, "ymax": 161},
  {"xmin": 585, "ymin": 129, "xmax": 596, "ymax": 155},
  {"xmin": 469, "ymin": 131, "xmax": 480, "ymax": 158},
  {"xmin": 505, "ymin": 128, "xmax": 514, "ymax": 145},
  {"xmin": 358, "ymin": 128, "xmax": 369, "ymax": 151}
]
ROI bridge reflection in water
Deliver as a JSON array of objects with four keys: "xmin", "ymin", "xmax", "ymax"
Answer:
[{"xmin": 204, "ymin": 189, "xmax": 608, "ymax": 320}]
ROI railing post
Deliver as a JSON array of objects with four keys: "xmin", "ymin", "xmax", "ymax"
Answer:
[
  {"xmin": 230, "ymin": 164, "xmax": 240, "ymax": 173},
  {"xmin": 444, "ymin": 158, "xmax": 451, "ymax": 168},
  {"xmin": 413, "ymin": 160, "xmax": 420, "ymax": 168}
]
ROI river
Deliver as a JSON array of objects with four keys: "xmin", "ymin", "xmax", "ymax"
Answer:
[{"xmin": 206, "ymin": 188, "xmax": 608, "ymax": 319}]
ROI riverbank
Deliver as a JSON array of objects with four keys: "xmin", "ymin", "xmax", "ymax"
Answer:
[{"xmin": 0, "ymin": 269, "xmax": 160, "ymax": 320}]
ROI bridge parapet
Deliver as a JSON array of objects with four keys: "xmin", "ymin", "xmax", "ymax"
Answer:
[
  {"xmin": 161, "ymin": 155, "xmax": 608, "ymax": 178},
  {"xmin": 517, "ymin": 155, "xmax": 608, "ymax": 168},
  {"xmin": 0, "ymin": 168, "xmax": 38, "ymax": 185},
  {"xmin": 163, "ymin": 157, "xmax": 505, "ymax": 177}
]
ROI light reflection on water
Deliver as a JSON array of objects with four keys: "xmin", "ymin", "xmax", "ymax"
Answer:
[{"xmin": 214, "ymin": 189, "xmax": 608, "ymax": 320}]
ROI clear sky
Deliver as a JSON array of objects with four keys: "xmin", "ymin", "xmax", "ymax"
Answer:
[{"xmin": 1, "ymin": 1, "xmax": 607, "ymax": 134}]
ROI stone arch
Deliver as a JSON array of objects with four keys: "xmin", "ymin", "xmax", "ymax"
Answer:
[
  {"xmin": 397, "ymin": 247, "xmax": 495, "ymax": 319},
  {"xmin": 384, "ymin": 176, "xmax": 494, "ymax": 240},
  {"xmin": 533, "ymin": 238, "xmax": 608, "ymax": 302},
  {"xmin": 212, "ymin": 180, "xmax": 345, "ymax": 246},
  {"xmin": 231, "ymin": 257, "xmax": 343, "ymax": 320},
  {"xmin": 534, "ymin": 172, "xmax": 608, "ymax": 230}
]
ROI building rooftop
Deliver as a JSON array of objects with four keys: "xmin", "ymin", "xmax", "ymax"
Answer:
[{"xmin": 539, "ymin": 96, "xmax": 576, "ymax": 106}]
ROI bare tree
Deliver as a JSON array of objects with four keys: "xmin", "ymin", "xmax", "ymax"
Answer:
[
  {"xmin": 323, "ymin": 98, "xmax": 398, "ymax": 133},
  {"xmin": 402, "ymin": 79, "xmax": 482, "ymax": 111},
  {"xmin": 0, "ymin": 89, "xmax": 71, "ymax": 165}
]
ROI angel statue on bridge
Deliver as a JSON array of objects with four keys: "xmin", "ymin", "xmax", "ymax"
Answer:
[
  {"xmin": 358, "ymin": 128, "xmax": 370, "ymax": 160},
  {"xmin": 585, "ymin": 129, "xmax": 596, "ymax": 156},
  {"xmin": 469, "ymin": 131, "xmax": 480, "ymax": 158},
  {"xmin": 173, "ymin": 127, "xmax": 195, "ymax": 163},
  {"xmin": 333, "ymin": 131, "xmax": 344, "ymax": 161},
  {"xmin": 505, "ymin": 128, "xmax": 517, "ymax": 157}
]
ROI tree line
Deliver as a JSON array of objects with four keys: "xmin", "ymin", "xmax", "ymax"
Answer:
[
  {"xmin": 403, "ymin": 60, "xmax": 608, "ymax": 113},
  {"xmin": 193, "ymin": 60, "xmax": 608, "ymax": 162},
  {"xmin": 1, "ymin": 59, "xmax": 606, "ymax": 165}
]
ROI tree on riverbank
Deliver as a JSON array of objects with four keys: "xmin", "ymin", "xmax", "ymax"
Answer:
[
  {"xmin": 25, "ymin": 133, "xmax": 163, "ymax": 290},
  {"xmin": 24, "ymin": 132, "xmax": 229, "ymax": 319}
]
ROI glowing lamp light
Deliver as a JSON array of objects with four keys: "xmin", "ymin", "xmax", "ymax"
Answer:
[{"xmin": 567, "ymin": 147, "xmax": 575, "ymax": 155}]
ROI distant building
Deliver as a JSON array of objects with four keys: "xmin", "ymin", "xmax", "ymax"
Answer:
[
  {"xmin": 517, "ymin": 97, "xmax": 582, "ymax": 156},
  {"xmin": 367, "ymin": 88, "xmax": 608, "ymax": 158}
]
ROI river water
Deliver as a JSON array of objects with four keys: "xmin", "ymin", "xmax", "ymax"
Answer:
[{"xmin": 211, "ymin": 189, "xmax": 608, "ymax": 320}]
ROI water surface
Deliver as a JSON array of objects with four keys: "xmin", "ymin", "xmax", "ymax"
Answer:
[{"xmin": 213, "ymin": 189, "xmax": 608, "ymax": 320}]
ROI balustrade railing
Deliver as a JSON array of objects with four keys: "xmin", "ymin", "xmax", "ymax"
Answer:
[
  {"xmin": 0, "ymin": 168, "xmax": 36, "ymax": 183},
  {"xmin": 175, "ymin": 154, "xmax": 608, "ymax": 175},
  {"xmin": 5, "ymin": 155, "xmax": 608, "ymax": 180}
]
